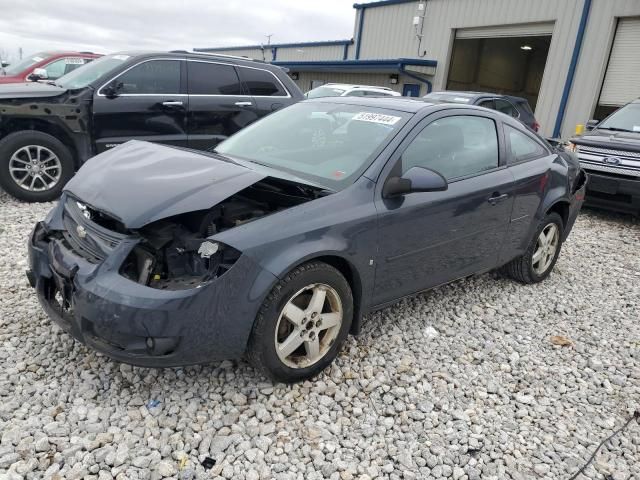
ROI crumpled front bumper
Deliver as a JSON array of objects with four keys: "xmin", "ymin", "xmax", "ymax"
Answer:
[{"xmin": 26, "ymin": 204, "xmax": 277, "ymax": 367}]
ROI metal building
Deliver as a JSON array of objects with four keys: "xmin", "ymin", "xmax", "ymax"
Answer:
[{"xmin": 196, "ymin": 0, "xmax": 640, "ymax": 138}]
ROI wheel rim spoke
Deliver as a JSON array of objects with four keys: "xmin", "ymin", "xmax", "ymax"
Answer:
[
  {"xmin": 278, "ymin": 331, "xmax": 304, "ymax": 358},
  {"xmin": 532, "ymin": 248, "xmax": 543, "ymax": 265},
  {"xmin": 282, "ymin": 303, "xmax": 305, "ymax": 326},
  {"xmin": 304, "ymin": 337, "xmax": 320, "ymax": 362},
  {"xmin": 319, "ymin": 312, "xmax": 341, "ymax": 330},
  {"xmin": 307, "ymin": 287, "xmax": 326, "ymax": 314}
]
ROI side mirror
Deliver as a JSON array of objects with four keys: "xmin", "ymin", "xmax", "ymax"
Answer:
[
  {"xmin": 585, "ymin": 119, "xmax": 599, "ymax": 131},
  {"xmin": 383, "ymin": 166, "xmax": 448, "ymax": 198},
  {"xmin": 28, "ymin": 67, "xmax": 48, "ymax": 81},
  {"xmin": 1, "ymin": 61, "xmax": 9, "ymax": 68},
  {"xmin": 102, "ymin": 81, "xmax": 122, "ymax": 98}
]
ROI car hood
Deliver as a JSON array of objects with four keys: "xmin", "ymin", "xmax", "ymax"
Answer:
[
  {"xmin": 0, "ymin": 81, "xmax": 67, "ymax": 99},
  {"xmin": 574, "ymin": 128, "xmax": 640, "ymax": 153},
  {"xmin": 64, "ymin": 141, "xmax": 319, "ymax": 229}
]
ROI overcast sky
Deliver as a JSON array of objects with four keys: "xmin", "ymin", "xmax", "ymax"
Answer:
[{"xmin": 0, "ymin": 0, "xmax": 361, "ymax": 62}]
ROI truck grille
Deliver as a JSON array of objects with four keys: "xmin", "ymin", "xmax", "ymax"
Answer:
[
  {"xmin": 578, "ymin": 145, "xmax": 640, "ymax": 178},
  {"xmin": 62, "ymin": 198, "xmax": 127, "ymax": 263}
]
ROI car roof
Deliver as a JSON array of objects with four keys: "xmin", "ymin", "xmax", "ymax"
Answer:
[
  {"xmin": 305, "ymin": 96, "xmax": 455, "ymax": 113},
  {"xmin": 111, "ymin": 50, "xmax": 279, "ymax": 70},
  {"xmin": 319, "ymin": 83, "xmax": 393, "ymax": 91},
  {"xmin": 426, "ymin": 90, "xmax": 530, "ymax": 104}
]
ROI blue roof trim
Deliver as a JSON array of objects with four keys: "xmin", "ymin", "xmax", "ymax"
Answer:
[
  {"xmin": 353, "ymin": 0, "xmax": 417, "ymax": 9},
  {"xmin": 195, "ymin": 39, "xmax": 353, "ymax": 52},
  {"xmin": 272, "ymin": 58, "xmax": 437, "ymax": 68}
]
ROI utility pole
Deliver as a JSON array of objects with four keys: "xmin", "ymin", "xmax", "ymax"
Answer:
[
  {"xmin": 265, "ymin": 34, "xmax": 273, "ymax": 46},
  {"xmin": 19, "ymin": 47, "xmax": 23, "ymax": 60}
]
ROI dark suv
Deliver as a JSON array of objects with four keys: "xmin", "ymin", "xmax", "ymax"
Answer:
[
  {"xmin": 0, "ymin": 51, "xmax": 303, "ymax": 202},
  {"xmin": 568, "ymin": 99, "xmax": 640, "ymax": 214},
  {"xmin": 423, "ymin": 91, "xmax": 540, "ymax": 132}
]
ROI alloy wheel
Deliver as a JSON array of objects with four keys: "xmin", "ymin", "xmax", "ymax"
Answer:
[
  {"xmin": 274, "ymin": 283, "xmax": 343, "ymax": 369},
  {"xmin": 532, "ymin": 223, "xmax": 559, "ymax": 275},
  {"xmin": 9, "ymin": 145, "xmax": 62, "ymax": 192}
]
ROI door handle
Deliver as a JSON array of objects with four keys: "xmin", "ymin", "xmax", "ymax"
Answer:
[
  {"xmin": 488, "ymin": 193, "xmax": 508, "ymax": 205},
  {"xmin": 234, "ymin": 101, "xmax": 253, "ymax": 107},
  {"xmin": 161, "ymin": 101, "xmax": 183, "ymax": 106}
]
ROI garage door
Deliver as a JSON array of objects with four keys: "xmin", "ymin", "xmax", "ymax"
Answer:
[
  {"xmin": 456, "ymin": 22, "xmax": 554, "ymax": 39},
  {"xmin": 599, "ymin": 17, "xmax": 640, "ymax": 107}
]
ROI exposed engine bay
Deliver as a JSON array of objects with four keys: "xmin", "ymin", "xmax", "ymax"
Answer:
[{"xmin": 118, "ymin": 177, "xmax": 328, "ymax": 289}]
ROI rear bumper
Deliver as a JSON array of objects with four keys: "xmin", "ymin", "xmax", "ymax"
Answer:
[
  {"xmin": 582, "ymin": 169, "xmax": 640, "ymax": 214},
  {"xmin": 27, "ymin": 217, "xmax": 277, "ymax": 367}
]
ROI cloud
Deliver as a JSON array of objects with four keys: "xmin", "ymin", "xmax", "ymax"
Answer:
[{"xmin": 0, "ymin": 0, "xmax": 359, "ymax": 61}]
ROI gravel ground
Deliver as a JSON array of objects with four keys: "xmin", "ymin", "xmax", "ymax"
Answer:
[{"xmin": 0, "ymin": 190, "xmax": 639, "ymax": 480}]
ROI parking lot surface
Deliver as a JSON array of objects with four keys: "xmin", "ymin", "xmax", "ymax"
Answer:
[{"xmin": 0, "ymin": 191, "xmax": 638, "ymax": 480}]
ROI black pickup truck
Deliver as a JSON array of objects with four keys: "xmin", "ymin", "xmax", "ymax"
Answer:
[
  {"xmin": 568, "ymin": 99, "xmax": 640, "ymax": 215},
  {"xmin": 0, "ymin": 51, "xmax": 303, "ymax": 202}
]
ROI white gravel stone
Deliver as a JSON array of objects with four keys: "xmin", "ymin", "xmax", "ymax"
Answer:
[{"xmin": 0, "ymin": 193, "xmax": 639, "ymax": 479}]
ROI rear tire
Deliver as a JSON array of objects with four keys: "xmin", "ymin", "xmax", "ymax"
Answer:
[
  {"xmin": 247, "ymin": 261, "xmax": 353, "ymax": 383},
  {"xmin": 502, "ymin": 212, "xmax": 564, "ymax": 284},
  {"xmin": 0, "ymin": 130, "xmax": 74, "ymax": 202}
]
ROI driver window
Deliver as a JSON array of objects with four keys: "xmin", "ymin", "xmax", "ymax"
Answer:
[
  {"xmin": 115, "ymin": 60, "xmax": 180, "ymax": 95},
  {"xmin": 401, "ymin": 116, "xmax": 499, "ymax": 180}
]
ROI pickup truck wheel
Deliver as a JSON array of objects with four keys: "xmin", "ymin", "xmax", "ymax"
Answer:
[
  {"xmin": 0, "ymin": 131, "xmax": 74, "ymax": 202},
  {"xmin": 247, "ymin": 261, "xmax": 353, "ymax": 383},
  {"xmin": 502, "ymin": 212, "xmax": 564, "ymax": 284}
]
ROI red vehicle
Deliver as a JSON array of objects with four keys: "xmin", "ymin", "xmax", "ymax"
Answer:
[{"xmin": 0, "ymin": 51, "xmax": 101, "ymax": 84}]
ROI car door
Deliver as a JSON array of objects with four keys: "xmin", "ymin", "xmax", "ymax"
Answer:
[
  {"xmin": 186, "ymin": 60, "xmax": 256, "ymax": 151},
  {"xmin": 498, "ymin": 124, "xmax": 554, "ymax": 264},
  {"xmin": 236, "ymin": 65, "xmax": 292, "ymax": 118},
  {"xmin": 92, "ymin": 58, "xmax": 187, "ymax": 153},
  {"xmin": 372, "ymin": 111, "xmax": 514, "ymax": 306}
]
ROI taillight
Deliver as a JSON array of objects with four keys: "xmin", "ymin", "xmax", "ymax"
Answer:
[{"xmin": 533, "ymin": 121, "xmax": 540, "ymax": 132}]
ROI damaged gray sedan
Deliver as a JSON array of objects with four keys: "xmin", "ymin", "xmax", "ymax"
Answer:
[{"xmin": 27, "ymin": 97, "xmax": 587, "ymax": 382}]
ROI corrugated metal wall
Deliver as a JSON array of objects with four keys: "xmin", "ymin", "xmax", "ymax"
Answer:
[
  {"xmin": 357, "ymin": 2, "xmax": 423, "ymax": 59},
  {"xmin": 276, "ymin": 45, "xmax": 347, "ymax": 61}
]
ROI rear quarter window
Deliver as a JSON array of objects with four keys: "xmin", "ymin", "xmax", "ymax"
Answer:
[
  {"xmin": 238, "ymin": 67, "xmax": 287, "ymax": 96},
  {"xmin": 506, "ymin": 125, "xmax": 547, "ymax": 163}
]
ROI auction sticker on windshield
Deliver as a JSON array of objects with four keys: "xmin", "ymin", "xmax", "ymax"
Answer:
[{"xmin": 352, "ymin": 112, "xmax": 401, "ymax": 125}]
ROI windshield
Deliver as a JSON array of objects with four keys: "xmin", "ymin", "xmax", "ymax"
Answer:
[
  {"xmin": 3, "ymin": 52, "xmax": 49, "ymax": 75},
  {"xmin": 216, "ymin": 102, "xmax": 410, "ymax": 190},
  {"xmin": 423, "ymin": 93, "xmax": 473, "ymax": 104},
  {"xmin": 598, "ymin": 103, "xmax": 640, "ymax": 132},
  {"xmin": 306, "ymin": 86, "xmax": 346, "ymax": 99},
  {"xmin": 56, "ymin": 54, "xmax": 130, "ymax": 89}
]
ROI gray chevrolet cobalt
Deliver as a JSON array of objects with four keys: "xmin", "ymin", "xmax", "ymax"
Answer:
[{"xmin": 27, "ymin": 97, "xmax": 587, "ymax": 383}]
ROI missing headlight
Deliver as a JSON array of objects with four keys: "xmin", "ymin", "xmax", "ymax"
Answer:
[{"xmin": 120, "ymin": 241, "xmax": 241, "ymax": 290}]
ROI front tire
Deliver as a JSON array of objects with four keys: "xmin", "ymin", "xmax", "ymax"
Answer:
[
  {"xmin": 502, "ymin": 212, "xmax": 564, "ymax": 284},
  {"xmin": 248, "ymin": 261, "xmax": 353, "ymax": 383},
  {"xmin": 0, "ymin": 131, "xmax": 74, "ymax": 202}
]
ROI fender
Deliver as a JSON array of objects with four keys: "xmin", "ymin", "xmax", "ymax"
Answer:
[{"xmin": 0, "ymin": 87, "xmax": 94, "ymax": 166}]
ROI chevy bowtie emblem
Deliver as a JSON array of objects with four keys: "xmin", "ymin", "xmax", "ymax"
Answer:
[
  {"xmin": 76, "ymin": 225, "xmax": 87, "ymax": 239},
  {"xmin": 602, "ymin": 156, "xmax": 621, "ymax": 165}
]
